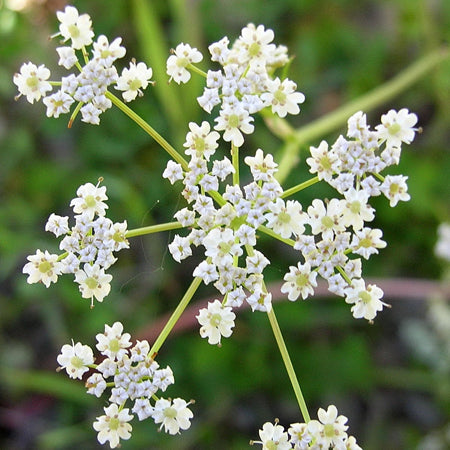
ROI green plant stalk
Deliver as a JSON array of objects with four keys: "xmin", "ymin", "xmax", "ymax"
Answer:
[
  {"xmin": 257, "ymin": 225, "xmax": 296, "ymax": 247},
  {"xmin": 232, "ymin": 143, "xmax": 240, "ymax": 186},
  {"xmin": 281, "ymin": 176, "xmax": 320, "ymax": 199},
  {"xmin": 148, "ymin": 276, "xmax": 203, "ymax": 357},
  {"xmin": 276, "ymin": 47, "xmax": 450, "ymax": 183},
  {"xmin": 244, "ymin": 244, "xmax": 310, "ymax": 422},
  {"xmin": 106, "ymin": 91, "xmax": 188, "ymax": 170},
  {"xmin": 267, "ymin": 307, "xmax": 311, "ymax": 423},
  {"xmin": 126, "ymin": 221, "xmax": 184, "ymax": 238}
]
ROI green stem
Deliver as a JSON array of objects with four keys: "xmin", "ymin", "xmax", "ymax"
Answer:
[
  {"xmin": 188, "ymin": 63, "xmax": 208, "ymax": 78},
  {"xmin": 106, "ymin": 91, "xmax": 188, "ymax": 170},
  {"xmin": 281, "ymin": 176, "xmax": 320, "ymax": 198},
  {"xmin": 244, "ymin": 244, "xmax": 310, "ymax": 421},
  {"xmin": 126, "ymin": 221, "xmax": 183, "ymax": 238},
  {"xmin": 232, "ymin": 143, "xmax": 239, "ymax": 186},
  {"xmin": 148, "ymin": 276, "xmax": 203, "ymax": 357},
  {"xmin": 257, "ymin": 225, "xmax": 296, "ymax": 247},
  {"xmin": 267, "ymin": 307, "xmax": 310, "ymax": 422},
  {"xmin": 336, "ymin": 265, "xmax": 353, "ymax": 285},
  {"xmin": 276, "ymin": 47, "xmax": 450, "ymax": 183}
]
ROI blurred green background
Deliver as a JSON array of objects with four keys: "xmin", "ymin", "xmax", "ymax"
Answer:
[{"xmin": 0, "ymin": 0, "xmax": 449, "ymax": 448}]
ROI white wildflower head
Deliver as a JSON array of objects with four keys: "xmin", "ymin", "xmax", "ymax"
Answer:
[
  {"xmin": 344, "ymin": 279, "xmax": 387, "ymax": 321},
  {"xmin": 252, "ymin": 421, "xmax": 292, "ymax": 450},
  {"xmin": 96, "ymin": 322, "xmax": 132, "ymax": 360},
  {"xmin": 13, "ymin": 62, "xmax": 52, "ymax": 103},
  {"xmin": 23, "ymin": 249, "xmax": 62, "ymax": 287},
  {"xmin": 152, "ymin": 398, "xmax": 194, "ymax": 435},
  {"xmin": 92, "ymin": 35, "xmax": 126, "ymax": 67},
  {"xmin": 75, "ymin": 263, "xmax": 113, "ymax": 306},
  {"xmin": 184, "ymin": 121, "xmax": 220, "ymax": 161},
  {"xmin": 196, "ymin": 300, "xmax": 236, "ymax": 345},
  {"xmin": 307, "ymin": 404, "xmax": 349, "ymax": 448},
  {"xmin": 116, "ymin": 61, "xmax": 153, "ymax": 102},
  {"xmin": 376, "ymin": 108, "xmax": 418, "ymax": 148},
  {"xmin": 380, "ymin": 174, "xmax": 410, "ymax": 207},
  {"xmin": 56, "ymin": 5, "xmax": 94, "ymax": 49},
  {"xmin": 166, "ymin": 43, "xmax": 203, "ymax": 84},
  {"xmin": 93, "ymin": 403, "xmax": 133, "ymax": 448},
  {"xmin": 214, "ymin": 104, "xmax": 254, "ymax": 147},
  {"xmin": 281, "ymin": 262, "xmax": 318, "ymax": 301},
  {"xmin": 70, "ymin": 182, "xmax": 108, "ymax": 220},
  {"xmin": 57, "ymin": 341, "xmax": 94, "ymax": 379},
  {"xmin": 261, "ymin": 77, "xmax": 305, "ymax": 118}
]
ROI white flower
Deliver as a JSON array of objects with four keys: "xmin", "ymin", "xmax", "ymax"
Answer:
[
  {"xmin": 254, "ymin": 421, "xmax": 292, "ymax": 450},
  {"xmin": 197, "ymin": 87, "xmax": 221, "ymax": 113},
  {"xmin": 351, "ymin": 227, "xmax": 386, "ymax": 259},
  {"xmin": 132, "ymin": 398, "xmax": 153, "ymax": 421},
  {"xmin": 261, "ymin": 77, "xmax": 305, "ymax": 117},
  {"xmin": 23, "ymin": 249, "xmax": 62, "ymax": 287},
  {"xmin": 86, "ymin": 373, "xmax": 107, "ymax": 397},
  {"xmin": 236, "ymin": 23, "xmax": 276, "ymax": 64},
  {"xmin": 203, "ymin": 228, "xmax": 242, "ymax": 264},
  {"xmin": 208, "ymin": 36, "xmax": 230, "ymax": 64},
  {"xmin": 214, "ymin": 104, "xmax": 254, "ymax": 147},
  {"xmin": 168, "ymin": 235, "xmax": 192, "ymax": 262},
  {"xmin": 57, "ymin": 341, "xmax": 94, "ymax": 379},
  {"xmin": 192, "ymin": 260, "xmax": 219, "ymax": 284},
  {"xmin": 45, "ymin": 213, "xmax": 69, "ymax": 237},
  {"xmin": 96, "ymin": 322, "xmax": 132, "ymax": 360},
  {"xmin": 196, "ymin": 300, "xmax": 236, "ymax": 345},
  {"xmin": 247, "ymin": 289, "xmax": 272, "ymax": 312},
  {"xmin": 70, "ymin": 182, "xmax": 108, "ymax": 220},
  {"xmin": 166, "ymin": 43, "xmax": 202, "ymax": 84},
  {"xmin": 265, "ymin": 199, "xmax": 306, "ymax": 239},
  {"xmin": 306, "ymin": 405, "xmax": 349, "ymax": 449},
  {"xmin": 43, "ymin": 90, "xmax": 75, "ymax": 118},
  {"xmin": 116, "ymin": 61, "xmax": 153, "ymax": 102},
  {"xmin": 93, "ymin": 403, "xmax": 133, "ymax": 449},
  {"xmin": 162, "ymin": 160, "xmax": 184, "ymax": 184},
  {"xmin": 341, "ymin": 188, "xmax": 374, "ymax": 230},
  {"xmin": 80, "ymin": 103, "xmax": 102, "ymax": 125},
  {"xmin": 344, "ymin": 279, "xmax": 387, "ymax": 321},
  {"xmin": 376, "ymin": 108, "xmax": 418, "ymax": 148},
  {"xmin": 56, "ymin": 46, "xmax": 78, "ymax": 69},
  {"xmin": 212, "ymin": 157, "xmax": 235, "ymax": 181},
  {"xmin": 288, "ymin": 422, "xmax": 311, "ymax": 448},
  {"xmin": 281, "ymin": 262, "xmax": 318, "ymax": 301},
  {"xmin": 57, "ymin": 5, "xmax": 94, "ymax": 49},
  {"xmin": 183, "ymin": 121, "xmax": 220, "ymax": 161},
  {"xmin": 307, "ymin": 198, "xmax": 346, "ymax": 239},
  {"xmin": 75, "ymin": 263, "xmax": 113, "ymax": 305},
  {"xmin": 380, "ymin": 175, "xmax": 410, "ymax": 207},
  {"xmin": 435, "ymin": 223, "xmax": 450, "ymax": 261},
  {"xmin": 306, "ymin": 140, "xmax": 340, "ymax": 182},
  {"xmin": 92, "ymin": 35, "xmax": 126, "ymax": 67},
  {"xmin": 152, "ymin": 398, "xmax": 193, "ymax": 435},
  {"xmin": 13, "ymin": 62, "xmax": 52, "ymax": 104},
  {"xmin": 244, "ymin": 149, "xmax": 278, "ymax": 181}
]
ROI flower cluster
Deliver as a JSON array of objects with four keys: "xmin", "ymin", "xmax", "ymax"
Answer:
[
  {"xmin": 23, "ymin": 181, "xmax": 128, "ymax": 307},
  {"xmin": 16, "ymin": 6, "xmax": 423, "ymax": 448},
  {"xmin": 251, "ymin": 405, "xmax": 361, "ymax": 449},
  {"xmin": 168, "ymin": 24, "xmax": 305, "ymax": 146},
  {"xmin": 57, "ymin": 322, "xmax": 194, "ymax": 448},
  {"xmin": 164, "ymin": 142, "xmax": 287, "ymax": 322},
  {"xmin": 13, "ymin": 5, "xmax": 153, "ymax": 124}
]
